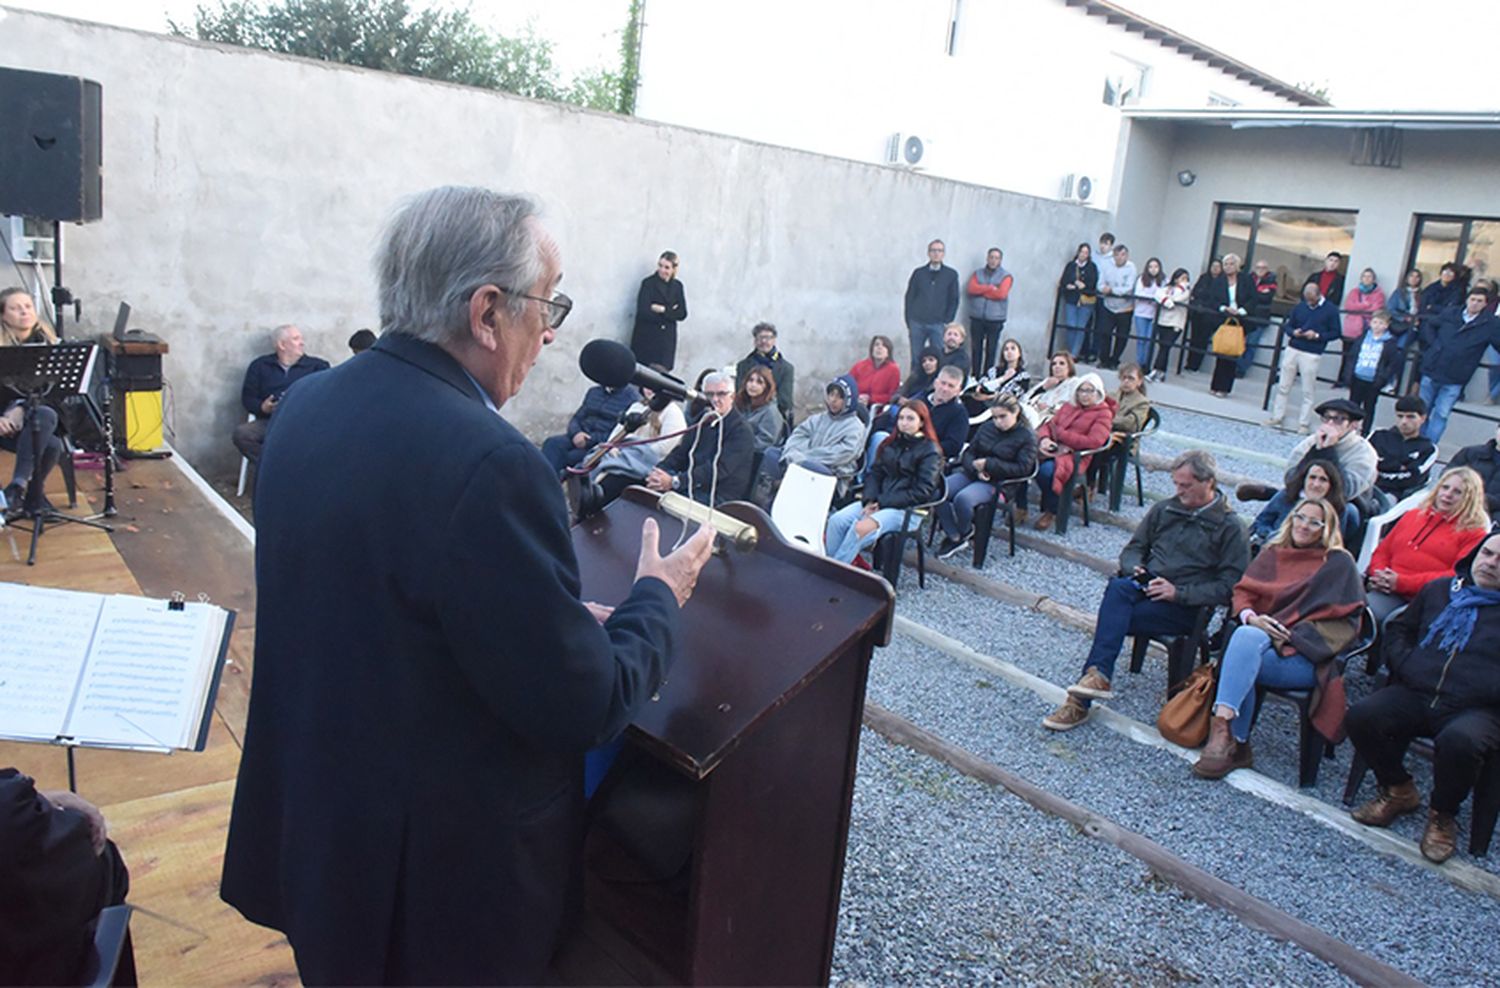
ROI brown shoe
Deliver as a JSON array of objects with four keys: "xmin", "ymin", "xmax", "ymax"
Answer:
[
  {"xmin": 1351, "ymin": 780, "xmax": 1421, "ymax": 828},
  {"xmin": 1042, "ymin": 696, "xmax": 1090, "ymax": 731},
  {"xmin": 1066, "ymin": 667, "xmax": 1115, "ymax": 700},
  {"xmin": 1193, "ymin": 717, "xmax": 1238, "ymax": 779},
  {"xmin": 1420, "ymin": 809, "xmax": 1459, "ymax": 863},
  {"xmin": 1034, "ymin": 511, "xmax": 1055, "ymax": 531}
]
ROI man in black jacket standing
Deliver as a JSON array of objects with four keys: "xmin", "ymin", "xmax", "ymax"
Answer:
[
  {"xmin": 221, "ymin": 186, "xmax": 714, "ymax": 984},
  {"xmin": 904, "ymin": 240, "xmax": 959, "ymax": 372},
  {"xmin": 1417, "ymin": 287, "xmax": 1500, "ymax": 443},
  {"xmin": 1347, "ymin": 532, "xmax": 1500, "ymax": 863}
]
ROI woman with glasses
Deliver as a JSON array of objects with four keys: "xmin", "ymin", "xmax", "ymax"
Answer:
[
  {"xmin": 824, "ymin": 399, "xmax": 943, "ymax": 564},
  {"xmin": 1193, "ymin": 496, "xmax": 1364, "ymax": 778},
  {"xmin": 1030, "ymin": 372, "xmax": 1114, "ymax": 531},
  {"xmin": 630, "ymin": 250, "xmax": 688, "ymax": 371},
  {"xmin": 1365, "ymin": 467, "xmax": 1492, "ymax": 623},
  {"xmin": 644, "ymin": 371, "xmax": 753, "ymax": 505}
]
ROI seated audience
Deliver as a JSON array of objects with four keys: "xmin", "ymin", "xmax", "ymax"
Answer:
[
  {"xmin": 1022, "ymin": 351, "xmax": 1080, "ymax": 426},
  {"xmin": 824, "ymin": 399, "xmax": 942, "ymax": 564},
  {"xmin": 898, "ymin": 346, "xmax": 940, "ymax": 402},
  {"xmin": 685, "ymin": 367, "xmax": 717, "ymax": 423},
  {"xmin": 0, "ymin": 287, "xmax": 64, "ymax": 517},
  {"xmin": 934, "ymin": 394, "xmax": 1038, "ymax": 558},
  {"xmin": 540, "ymin": 378, "xmax": 641, "ymax": 476},
  {"xmin": 938, "ymin": 322, "xmax": 970, "ymax": 379},
  {"xmin": 865, "ymin": 364, "xmax": 968, "ymax": 475},
  {"xmin": 1249, "ymin": 459, "xmax": 1358, "ymax": 548},
  {"xmin": 1370, "ymin": 396, "xmax": 1437, "ymax": 503},
  {"xmin": 962, "ymin": 338, "xmax": 1031, "ymax": 421},
  {"xmin": 736, "ymin": 322, "xmax": 795, "ymax": 425},
  {"xmin": 1031, "ymin": 373, "xmax": 1114, "ymax": 531},
  {"xmin": 1365, "ymin": 467, "xmax": 1492, "ymax": 623},
  {"xmin": 734, "ymin": 365, "xmax": 786, "ymax": 451},
  {"xmin": 0, "ymin": 768, "xmax": 133, "ymax": 985},
  {"xmin": 754, "ymin": 376, "xmax": 865, "ymax": 507},
  {"xmin": 1089, "ymin": 363, "xmax": 1152, "ymax": 497},
  {"xmin": 1346, "ymin": 308, "xmax": 1401, "ymax": 431},
  {"xmin": 645, "ymin": 372, "xmax": 754, "ymax": 505},
  {"xmin": 347, "ymin": 328, "xmax": 377, "ymax": 355},
  {"xmin": 1044, "ymin": 450, "xmax": 1250, "ymax": 730},
  {"xmin": 594, "ymin": 387, "xmax": 686, "ymax": 506},
  {"xmin": 1287, "ymin": 398, "xmax": 1379, "ymax": 504},
  {"xmin": 849, "ymin": 335, "xmax": 901, "ymax": 408},
  {"xmin": 1192, "ymin": 497, "xmax": 1364, "ymax": 778},
  {"xmin": 1346, "ymin": 532, "xmax": 1500, "ymax": 863},
  {"xmin": 1450, "ymin": 421, "xmax": 1500, "ymax": 517},
  {"xmin": 232, "ymin": 324, "xmax": 330, "ymax": 467}
]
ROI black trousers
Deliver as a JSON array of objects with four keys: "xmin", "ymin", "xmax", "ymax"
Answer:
[
  {"xmin": 1349, "ymin": 378, "xmax": 1381, "ymax": 434},
  {"xmin": 969, "ymin": 318, "xmax": 1005, "ymax": 377},
  {"xmin": 1152, "ymin": 323, "xmax": 1183, "ymax": 374},
  {"xmin": 1209, "ymin": 356, "xmax": 1238, "ymax": 394},
  {"xmin": 1185, "ymin": 312, "xmax": 1216, "ymax": 371},
  {"xmin": 1345, "ymin": 684, "xmax": 1500, "ymax": 815},
  {"xmin": 1103, "ymin": 309, "xmax": 1133, "ymax": 366}
]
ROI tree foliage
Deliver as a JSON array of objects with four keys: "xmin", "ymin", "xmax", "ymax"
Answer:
[{"xmin": 170, "ymin": 0, "xmax": 627, "ymax": 111}]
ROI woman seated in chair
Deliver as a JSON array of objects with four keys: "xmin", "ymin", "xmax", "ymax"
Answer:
[
  {"xmin": 1086, "ymin": 362, "xmax": 1151, "ymax": 501},
  {"xmin": 593, "ymin": 386, "xmax": 687, "ymax": 506},
  {"xmin": 963, "ymin": 338, "xmax": 1032, "ymax": 419},
  {"xmin": 1021, "ymin": 351, "xmax": 1079, "ymax": 428},
  {"xmin": 1365, "ymin": 466, "xmax": 1492, "ymax": 623},
  {"xmin": 735, "ymin": 365, "xmax": 785, "ymax": 452},
  {"xmin": 895, "ymin": 347, "xmax": 940, "ymax": 405},
  {"xmin": 1249, "ymin": 459, "xmax": 1359, "ymax": 548},
  {"xmin": 0, "ymin": 287, "xmax": 65, "ymax": 517},
  {"xmin": 1030, "ymin": 373, "xmax": 1113, "ymax": 531},
  {"xmin": 824, "ymin": 399, "xmax": 942, "ymax": 564},
  {"xmin": 848, "ymin": 334, "xmax": 901, "ymax": 410},
  {"xmin": 934, "ymin": 394, "xmax": 1038, "ymax": 558},
  {"xmin": 1193, "ymin": 496, "xmax": 1365, "ymax": 779}
]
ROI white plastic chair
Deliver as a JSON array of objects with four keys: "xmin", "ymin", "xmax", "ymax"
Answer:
[
  {"xmin": 770, "ymin": 461, "xmax": 837, "ymax": 554},
  {"xmin": 235, "ymin": 413, "xmax": 254, "ymax": 496},
  {"xmin": 1356, "ymin": 486, "xmax": 1431, "ymax": 572}
]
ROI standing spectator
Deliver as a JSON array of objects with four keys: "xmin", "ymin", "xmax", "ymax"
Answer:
[
  {"xmin": 934, "ymin": 393, "xmax": 1038, "ymax": 558},
  {"xmin": 539, "ymin": 378, "xmax": 641, "ymax": 476},
  {"xmin": 1043, "ymin": 450, "xmax": 1250, "ymax": 730},
  {"xmin": 1371, "ymin": 396, "xmax": 1437, "ymax": 503},
  {"xmin": 1096, "ymin": 244, "xmax": 1138, "ymax": 369},
  {"xmin": 849, "ymin": 335, "xmax": 901, "ymax": 408},
  {"xmin": 1267, "ymin": 283, "xmax": 1341, "ymax": 434},
  {"xmin": 967, "ymin": 247, "xmax": 1013, "ymax": 378},
  {"xmin": 1148, "ymin": 268, "xmax": 1191, "ymax": 383},
  {"xmin": 1031, "ymin": 373, "xmax": 1114, "ymax": 531},
  {"xmin": 1058, "ymin": 243, "xmax": 1099, "ymax": 361},
  {"xmin": 1419, "ymin": 262, "xmax": 1467, "ymax": 325},
  {"xmin": 734, "ymin": 365, "xmax": 786, "ymax": 451},
  {"xmin": 232, "ymin": 324, "xmax": 330, "ymax": 467},
  {"xmin": 645, "ymin": 372, "xmax": 755, "ymax": 505},
  {"xmin": 1185, "ymin": 259, "xmax": 1223, "ymax": 372},
  {"xmin": 1337, "ymin": 268, "xmax": 1387, "ymax": 387},
  {"xmin": 1303, "ymin": 251, "xmax": 1347, "ymax": 314},
  {"xmin": 1451, "ymin": 421, "xmax": 1500, "ymax": 516},
  {"xmin": 630, "ymin": 250, "xmax": 687, "ymax": 371},
  {"xmin": 1208, "ymin": 253, "xmax": 1256, "ymax": 397},
  {"xmin": 1346, "ymin": 532, "xmax": 1500, "ymax": 863},
  {"xmin": 1132, "ymin": 257, "xmax": 1166, "ymax": 368},
  {"xmin": 938, "ymin": 322, "xmax": 970, "ymax": 379},
  {"xmin": 1417, "ymin": 287, "xmax": 1500, "ymax": 443},
  {"xmin": 735, "ymin": 322, "xmax": 796, "ymax": 425},
  {"xmin": 1347, "ymin": 309, "xmax": 1402, "ymax": 431},
  {"xmin": 1236, "ymin": 258, "xmax": 1279, "ymax": 379},
  {"xmin": 1388, "ymin": 268, "xmax": 1423, "ymax": 347},
  {"xmin": 825, "ymin": 400, "xmax": 943, "ymax": 564},
  {"xmin": 1365, "ymin": 467, "xmax": 1491, "ymax": 623},
  {"xmin": 1091, "ymin": 233, "xmax": 1117, "ymax": 363},
  {"xmin": 904, "ymin": 240, "xmax": 959, "ymax": 371}
]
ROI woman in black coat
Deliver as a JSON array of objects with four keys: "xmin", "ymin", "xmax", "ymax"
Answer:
[
  {"xmin": 1185, "ymin": 258, "xmax": 1222, "ymax": 372},
  {"xmin": 630, "ymin": 251, "xmax": 688, "ymax": 370}
]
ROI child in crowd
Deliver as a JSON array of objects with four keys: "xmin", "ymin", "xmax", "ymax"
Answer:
[
  {"xmin": 1347, "ymin": 309, "xmax": 1402, "ymax": 433},
  {"xmin": 1148, "ymin": 268, "xmax": 1191, "ymax": 383},
  {"xmin": 1132, "ymin": 257, "xmax": 1166, "ymax": 368}
]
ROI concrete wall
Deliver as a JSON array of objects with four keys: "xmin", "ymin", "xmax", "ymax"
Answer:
[{"xmin": 1, "ymin": 6, "xmax": 1105, "ymax": 475}]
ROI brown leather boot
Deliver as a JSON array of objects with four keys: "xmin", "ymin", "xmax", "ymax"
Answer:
[
  {"xmin": 1420, "ymin": 809, "xmax": 1459, "ymax": 864},
  {"xmin": 1192, "ymin": 717, "xmax": 1237, "ymax": 779},
  {"xmin": 1351, "ymin": 779, "xmax": 1421, "ymax": 828}
]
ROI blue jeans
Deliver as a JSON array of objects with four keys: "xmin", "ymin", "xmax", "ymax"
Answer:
[
  {"xmin": 1133, "ymin": 314, "xmax": 1155, "ymax": 367},
  {"xmin": 1212, "ymin": 625, "xmax": 1317, "ymax": 742},
  {"xmin": 1062, "ymin": 302, "xmax": 1092, "ymax": 357},
  {"xmin": 907, "ymin": 320, "xmax": 947, "ymax": 371},
  {"xmin": 825, "ymin": 500, "xmax": 922, "ymax": 563},
  {"xmin": 1079, "ymin": 577, "xmax": 1198, "ymax": 699},
  {"xmin": 1236, "ymin": 322, "xmax": 1268, "ymax": 377},
  {"xmin": 859, "ymin": 430, "xmax": 890, "ymax": 482},
  {"xmin": 1418, "ymin": 377, "xmax": 1463, "ymax": 443},
  {"xmin": 935, "ymin": 472, "xmax": 997, "ymax": 539},
  {"xmin": 540, "ymin": 434, "xmax": 589, "ymax": 475},
  {"xmin": 1035, "ymin": 458, "xmax": 1060, "ymax": 513}
]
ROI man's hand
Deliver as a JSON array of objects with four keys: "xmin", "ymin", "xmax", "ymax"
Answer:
[
  {"xmin": 973, "ymin": 457, "xmax": 987, "ymax": 475},
  {"xmin": 635, "ymin": 517, "xmax": 715, "ymax": 607},
  {"xmin": 584, "ymin": 602, "xmax": 614, "ymax": 624},
  {"xmin": 650, "ymin": 303, "xmax": 666, "ymax": 314},
  {"xmin": 0, "ymin": 407, "xmax": 20, "ymax": 437},
  {"xmin": 1315, "ymin": 424, "xmax": 1339, "ymax": 448},
  {"xmin": 1144, "ymin": 576, "xmax": 1177, "ymax": 602},
  {"xmin": 41, "ymin": 790, "xmax": 107, "ymax": 855},
  {"xmin": 572, "ymin": 431, "xmax": 591, "ymax": 449},
  {"xmin": 644, "ymin": 468, "xmax": 673, "ymax": 493},
  {"xmin": 260, "ymin": 395, "xmax": 278, "ymax": 415}
]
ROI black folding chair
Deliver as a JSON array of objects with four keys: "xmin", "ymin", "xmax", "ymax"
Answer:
[
  {"xmin": 874, "ymin": 495, "xmax": 945, "ymax": 590},
  {"xmin": 1128, "ymin": 603, "xmax": 1220, "ymax": 693},
  {"xmin": 1053, "ymin": 439, "xmax": 1115, "ymax": 535},
  {"xmin": 970, "ymin": 467, "xmax": 1039, "ymax": 567},
  {"xmin": 1100, "ymin": 406, "xmax": 1160, "ymax": 512}
]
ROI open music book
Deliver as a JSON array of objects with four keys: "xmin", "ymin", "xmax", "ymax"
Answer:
[{"xmin": 0, "ymin": 583, "xmax": 235, "ymax": 752}]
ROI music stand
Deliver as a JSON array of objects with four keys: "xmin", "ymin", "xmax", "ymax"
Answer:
[{"xmin": 0, "ymin": 342, "xmax": 114, "ymax": 564}]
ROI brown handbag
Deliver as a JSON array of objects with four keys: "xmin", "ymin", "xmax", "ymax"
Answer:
[
  {"xmin": 1156, "ymin": 663, "xmax": 1217, "ymax": 748},
  {"xmin": 1210, "ymin": 316, "xmax": 1246, "ymax": 357}
]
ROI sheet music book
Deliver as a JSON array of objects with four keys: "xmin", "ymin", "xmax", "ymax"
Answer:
[{"xmin": 0, "ymin": 583, "xmax": 235, "ymax": 753}]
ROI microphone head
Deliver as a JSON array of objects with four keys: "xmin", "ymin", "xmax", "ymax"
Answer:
[{"xmin": 579, "ymin": 339, "xmax": 637, "ymax": 389}]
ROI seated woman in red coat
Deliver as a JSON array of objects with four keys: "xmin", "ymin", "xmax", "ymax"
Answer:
[
  {"xmin": 1366, "ymin": 467, "xmax": 1491, "ymax": 624},
  {"xmin": 849, "ymin": 334, "xmax": 901, "ymax": 409},
  {"xmin": 1030, "ymin": 372, "xmax": 1114, "ymax": 531}
]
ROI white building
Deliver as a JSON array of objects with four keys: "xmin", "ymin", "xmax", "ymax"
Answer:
[{"xmin": 633, "ymin": 0, "xmax": 1321, "ymax": 205}]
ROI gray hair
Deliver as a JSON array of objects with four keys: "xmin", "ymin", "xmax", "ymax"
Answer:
[
  {"xmin": 937, "ymin": 364, "xmax": 966, "ymax": 384},
  {"xmin": 1170, "ymin": 449, "xmax": 1218, "ymax": 483},
  {"xmin": 1221, "ymin": 252, "xmax": 1242, "ymax": 267},
  {"xmin": 375, "ymin": 186, "xmax": 543, "ymax": 345},
  {"xmin": 703, "ymin": 371, "xmax": 732, "ymax": 392},
  {"xmin": 271, "ymin": 323, "xmax": 299, "ymax": 345}
]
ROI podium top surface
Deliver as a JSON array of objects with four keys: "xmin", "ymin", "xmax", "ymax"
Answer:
[
  {"xmin": 102, "ymin": 333, "xmax": 169, "ymax": 355},
  {"xmin": 572, "ymin": 493, "xmax": 893, "ymax": 778}
]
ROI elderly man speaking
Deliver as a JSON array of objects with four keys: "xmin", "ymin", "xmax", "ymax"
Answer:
[{"xmin": 221, "ymin": 187, "xmax": 714, "ymax": 984}]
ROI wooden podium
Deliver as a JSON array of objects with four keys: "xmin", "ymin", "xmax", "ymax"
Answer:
[{"xmin": 558, "ymin": 491, "xmax": 893, "ymax": 986}]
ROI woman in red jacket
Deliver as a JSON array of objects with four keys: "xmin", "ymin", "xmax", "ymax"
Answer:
[
  {"xmin": 848, "ymin": 335, "xmax": 901, "ymax": 408},
  {"xmin": 1366, "ymin": 466, "xmax": 1491, "ymax": 623},
  {"xmin": 1031, "ymin": 372, "xmax": 1115, "ymax": 531}
]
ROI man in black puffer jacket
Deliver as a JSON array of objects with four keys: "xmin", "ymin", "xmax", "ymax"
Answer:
[
  {"xmin": 1346, "ymin": 530, "xmax": 1500, "ymax": 863},
  {"xmin": 1451, "ymin": 422, "xmax": 1500, "ymax": 517}
]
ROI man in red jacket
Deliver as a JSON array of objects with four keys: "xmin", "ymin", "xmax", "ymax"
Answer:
[{"xmin": 966, "ymin": 247, "xmax": 1013, "ymax": 378}]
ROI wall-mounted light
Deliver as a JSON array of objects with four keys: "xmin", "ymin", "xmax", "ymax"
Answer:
[{"xmin": 1176, "ymin": 169, "xmax": 1197, "ymax": 187}]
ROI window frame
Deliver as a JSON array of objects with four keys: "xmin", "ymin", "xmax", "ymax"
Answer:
[
  {"xmin": 1208, "ymin": 202, "xmax": 1359, "ymax": 308},
  {"xmin": 1405, "ymin": 212, "xmax": 1500, "ymax": 279}
]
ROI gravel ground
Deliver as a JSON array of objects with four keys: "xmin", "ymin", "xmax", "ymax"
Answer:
[{"xmin": 833, "ymin": 729, "xmax": 1350, "ymax": 987}]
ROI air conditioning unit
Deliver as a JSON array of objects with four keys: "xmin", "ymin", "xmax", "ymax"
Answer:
[
  {"xmin": 885, "ymin": 132, "xmax": 928, "ymax": 168},
  {"xmin": 1061, "ymin": 173, "xmax": 1095, "ymax": 203}
]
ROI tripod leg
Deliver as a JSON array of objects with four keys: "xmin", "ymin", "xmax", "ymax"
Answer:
[{"xmin": 27, "ymin": 508, "xmax": 44, "ymax": 566}]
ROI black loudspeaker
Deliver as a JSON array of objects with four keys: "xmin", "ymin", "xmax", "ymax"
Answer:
[{"xmin": 0, "ymin": 67, "xmax": 103, "ymax": 222}]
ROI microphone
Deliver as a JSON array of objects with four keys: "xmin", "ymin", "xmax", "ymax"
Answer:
[{"xmin": 578, "ymin": 339, "xmax": 700, "ymax": 402}]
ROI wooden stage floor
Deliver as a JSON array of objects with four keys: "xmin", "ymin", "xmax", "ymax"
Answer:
[{"xmin": 0, "ymin": 453, "xmax": 298, "ymax": 986}]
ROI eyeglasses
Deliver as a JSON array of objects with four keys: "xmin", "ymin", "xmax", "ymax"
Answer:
[
  {"xmin": 499, "ymin": 288, "xmax": 573, "ymax": 329},
  {"xmin": 703, "ymin": 389, "xmax": 734, "ymax": 399},
  {"xmin": 1291, "ymin": 513, "xmax": 1326, "ymax": 529},
  {"xmin": 1075, "ymin": 385, "xmax": 1099, "ymax": 394},
  {"xmin": 1320, "ymin": 413, "xmax": 1350, "ymax": 425}
]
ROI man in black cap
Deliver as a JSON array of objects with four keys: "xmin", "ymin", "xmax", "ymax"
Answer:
[
  {"xmin": 1370, "ymin": 395, "xmax": 1438, "ymax": 502},
  {"xmin": 1238, "ymin": 397, "xmax": 1378, "ymax": 506}
]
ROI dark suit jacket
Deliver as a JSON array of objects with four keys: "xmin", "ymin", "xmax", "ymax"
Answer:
[
  {"xmin": 1209, "ymin": 271, "xmax": 1257, "ymax": 320},
  {"xmin": 220, "ymin": 333, "xmax": 680, "ymax": 985}
]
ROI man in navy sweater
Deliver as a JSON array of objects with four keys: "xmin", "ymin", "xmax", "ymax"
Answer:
[
  {"xmin": 232, "ymin": 324, "xmax": 329, "ymax": 465},
  {"xmin": 1417, "ymin": 287, "xmax": 1500, "ymax": 443},
  {"xmin": 904, "ymin": 240, "xmax": 959, "ymax": 372},
  {"xmin": 539, "ymin": 380, "xmax": 640, "ymax": 476},
  {"xmin": 1267, "ymin": 282, "xmax": 1341, "ymax": 434}
]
